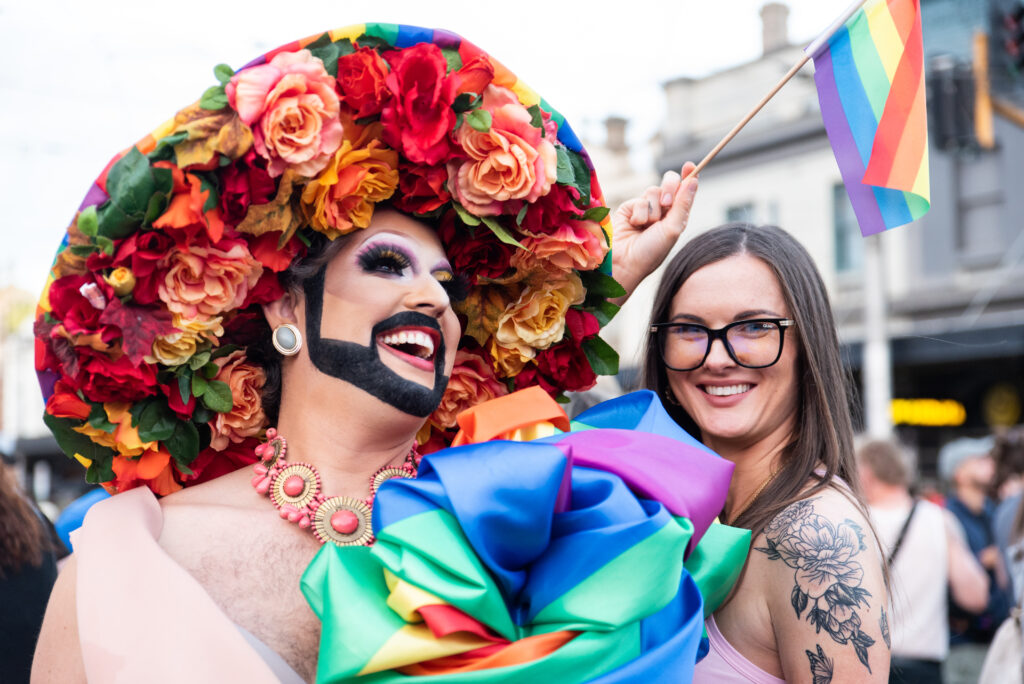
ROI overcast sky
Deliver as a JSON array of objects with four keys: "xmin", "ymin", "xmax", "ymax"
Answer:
[{"xmin": 0, "ymin": 0, "xmax": 845, "ymax": 295}]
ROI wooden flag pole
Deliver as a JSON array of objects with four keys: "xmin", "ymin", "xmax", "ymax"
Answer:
[{"xmin": 685, "ymin": 0, "xmax": 869, "ymax": 180}]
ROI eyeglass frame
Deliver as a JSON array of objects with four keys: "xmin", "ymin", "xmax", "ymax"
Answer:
[{"xmin": 649, "ymin": 318, "xmax": 796, "ymax": 371}]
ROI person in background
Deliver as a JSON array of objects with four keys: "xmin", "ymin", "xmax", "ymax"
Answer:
[
  {"xmin": 858, "ymin": 439, "xmax": 989, "ymax": 684},
  {"xmin": 993, "ymin": 429, "xmax": 1024, "ymax": 601},
  {"xmin": 0, "ymin": 460, "xmax": 62, "ymax": 684},
  {"xmin": 939, "ymin": 435, "xmax": 1013, "ymax": 684}
]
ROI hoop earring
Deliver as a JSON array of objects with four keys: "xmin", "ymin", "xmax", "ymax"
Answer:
[
  {"xmin": 663, "ymin": 388, "xmax": 680, "ymax": 406},
  {"xmin": 272, "ymin": 324, "xmax": 302, "ymax": 356}
]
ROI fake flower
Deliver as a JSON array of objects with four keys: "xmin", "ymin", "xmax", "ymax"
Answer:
[
  {"xmin": 157, "ymin": 238, "xmax": 262, "ymax": 319},
  {"xmin": 208, "ymin": 350, "xmax": 267, "ymax": 451},
  {"xmin": 380, "ymin": 43, "xmax": 455, "ymax": 165},
  {"xmin": 427, "ymin": 348, "xmax": 508, "ymax": 429}
]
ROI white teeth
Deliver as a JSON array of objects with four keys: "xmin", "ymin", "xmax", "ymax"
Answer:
[
  {"xmin": 381, "ymin": 330, "xmax": 435, "ymax": 359},
  {"xmin": 704, "ymin": 384, "xmax": 751, "ymax": 397}
]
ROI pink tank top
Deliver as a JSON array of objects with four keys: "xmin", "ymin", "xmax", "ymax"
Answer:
[{"xmin": 693, "ymin": 615, "xmax": 785, "ymax": 683}]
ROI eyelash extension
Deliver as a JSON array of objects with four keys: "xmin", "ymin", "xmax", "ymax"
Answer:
[
  {"xmin": 437, "ymin": 272, "xmax": 470, "ymax": 303},
  {"xmin": 357, "ymin": 243, "xmax": 412, "ymax": 275}
]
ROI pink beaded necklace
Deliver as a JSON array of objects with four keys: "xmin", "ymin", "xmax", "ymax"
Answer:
[{"xmin": 250, "ymin": 428, "xmax": 419, "ymax": 547}]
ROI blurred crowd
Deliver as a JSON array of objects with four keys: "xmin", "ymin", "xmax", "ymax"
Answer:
[{"xmin": 859, "ymin": 428, "xmax": 1024, "ymax": 684}]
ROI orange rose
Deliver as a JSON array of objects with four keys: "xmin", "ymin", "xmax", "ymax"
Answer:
[
  {"xmin": 511, "ymin": 220, "xmax": 609, "ymax": 273},
  {"xmin": 429, "ymin": 350, "xmax": 509, "ymax": 429},
  {"xmin": 300, "ymin": 124, "xmax": 399, "ymax": 239},
  {"xmin": 448, "ymin": 85, "xmax": 556, "ymax": 216},
  {"xmin": 495, "ymin": 272, "xmax": 585, "ymax": 353},
  {"xmin": 226, "ymin": 49, "xmax": 343, "ymax": 178},
  {"xmin": 157, "ymin": 238, "xmax": 262, "ymax": 319},
  {"xmin": 208, "ymin": 350, "xmax": 266, "ymax": 451}
]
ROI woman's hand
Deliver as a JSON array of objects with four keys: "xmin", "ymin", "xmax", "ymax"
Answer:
[{"xmin": 611, "ymin": 161, "xmax": 698, "ymax": 304}]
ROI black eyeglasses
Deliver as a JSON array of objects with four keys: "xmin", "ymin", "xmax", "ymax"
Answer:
[{"xmin": 650, "ymin": 318, "xmax": 795, "ymax": 371}]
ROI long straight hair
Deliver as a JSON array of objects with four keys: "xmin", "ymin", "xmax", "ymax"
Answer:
[
  {"xmin": 0, "ymin": 462, "xmax": 48, "ymax": 577},
  {"xmin": 641, "ymin": 223, "xmax": 864, "ymax": 540}
]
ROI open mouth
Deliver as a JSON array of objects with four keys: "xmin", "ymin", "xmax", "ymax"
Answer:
[
  {"xmin": 377, "ymin": 326, "xmax": 439, "ymax": 368},
  {"xmin": 700, "ymin": 383, "xmax": 753, "ymax": 397}
]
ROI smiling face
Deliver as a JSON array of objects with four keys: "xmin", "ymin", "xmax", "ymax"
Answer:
[
  {"xmin": 302, "ymin": 210, "xmax": 462, "ymax": 417},
  {"xmin": 665, "ymin": 253, "xmax": 800, "ymax": 454}
]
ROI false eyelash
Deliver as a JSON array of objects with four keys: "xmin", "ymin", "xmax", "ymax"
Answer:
[
  {"xmin": 357, "ymin": 243, "xmax": 412, "ymax": 275},
  {"xmin": 439, "ymin": 272, "xmax": 471, "ymax": 303}
]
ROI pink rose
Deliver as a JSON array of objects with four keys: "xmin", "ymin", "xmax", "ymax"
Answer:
[
  {"xmin": 157, "ymin": 238, "xmax": 263, "ymax": 318},
  {"xmin": 448, "ymin": 85, "xmax": 556, "ymax": 216},
  {"xmin": 226, "ymin": 50, "xmax": 343, "ymax": 177},
  {"xmin": 429, "ymin": 349, "xmax": 508, "ymax": 429},
  {"xmin": 208, "ymin": 350, "xmax": 266, "ymax": 451},
  {"xmin": 511, "ymin": 220, "xmax": 609, "ymax": 273}
]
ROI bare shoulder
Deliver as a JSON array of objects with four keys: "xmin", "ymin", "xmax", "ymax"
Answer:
[
  {"xmin": 32, "ymin": 555, "xmax": 86, "ymax": 684},
  {"xmin": 754, "ymin": 488, "xmax": 889, "ymax": 683}
]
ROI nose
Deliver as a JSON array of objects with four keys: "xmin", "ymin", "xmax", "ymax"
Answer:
[
  {"xmin": 702, "ymin": 336, "xmax": 736, "ymax": 370},
  {"xmin": 404, "ymin": 272, "xmax": 451, "ymax": 317}
]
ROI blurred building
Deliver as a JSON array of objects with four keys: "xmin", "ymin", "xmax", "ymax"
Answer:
[{"xmin": 605, "ymin": 0, "xmax": 1024, "ymax": 476}]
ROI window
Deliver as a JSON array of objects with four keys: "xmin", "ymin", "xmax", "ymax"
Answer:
[
  {"xmin": 725, "ymin": 202, "xmax": 755, "ymax": 223},
  {"xmin": 833, "ymin": 184, "xmax": 863, "ymax": 274}
]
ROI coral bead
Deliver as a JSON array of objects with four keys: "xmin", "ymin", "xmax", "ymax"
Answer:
[
  {"xmin": 283, "ymin": 475, "xmax": 305, "ymax": 497},
  {"xmin": 331, "ymin": 510, "xmax": 360, "ymax": 535}
]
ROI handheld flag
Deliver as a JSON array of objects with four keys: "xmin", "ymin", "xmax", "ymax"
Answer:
[{"xmin": 809, "ymin": 0, "xmax": 930, "ymax": 236}]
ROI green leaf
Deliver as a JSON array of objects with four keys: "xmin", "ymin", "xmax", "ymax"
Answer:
[
  {"xmin": 452, "ymin": 92, "xmax": 479, "ymax": 113},
  {"xmin": 580, "ymin": 269, "xmax": 627, "ymax": 301},
  {"xmin": 202, "ymin": 380, "xmax": 234, "ymax": 413},
  {"xmin": 515, "ymin": 203, "xmax": 529, "ymax": 227},
  {"xmin": 441, "ymin": 46, "xmax": 463, "ymax": 72},
  {"xmin": 191, "ymin": 373, "xmax": 209, "ymax": 398},
  {"xmin": 527, "ymin": 104, "xmax": 544, "ymax": 129},
  {"xmin": 199, "ymin": 174, "xmax": 220, "ymax": 213},
  {"xmin": 202, "ymin": 362, "xmax": 220, "ymax": 379},
  {"xmin": 86, "ymin": 458, "xmax": 116, "ymax": 485},
  {"xmin": 582, "ymin": 206, "xmax": 610, "ymax": 222},
  {"xmin": 103, "ymin": 147, "xmax": 158, "ymax": 237},
  {"xmin": 78, "ymin": 206, "xmax": 99, "ymax": 237},
  {"xmin": 582, "ymin": 335, "xmax": 619, "ymax": 376},
  {"xmin": 87, "ymin": 403, "xmax": 116, "ymax": 434},
  {"xmin": 309, "ymin": 40, "xmax": 343, "ymax": 78},
  {"xmin": 43, "ymin": 413, "xmax": 118, "ymax": 466},
  {"xmin": 556, "ymin": 146, "xmax": 574, "ymax": 185},
  {"xmin": 178, "ymin": 373, "xmax": 191, "ymax": 405},
  {"xmin": 165, "ymin": 421, "xmax": 200, "ymax": 471},
  {"xmin": 188, "ymin": 350, "xmax": 212, "ymax": 371},
  {"xmin": 354, "ymin": 34, "xmax": 391, "ymax": 51},
  {"xmin": 192, "ymin": 405, "xmax": 214, "ymax": 425},
  {"xmin": 136, "ymin": 399, "xmax": 177, "ymax": 442},
  {"xmin": 95, "ymin": 235, "xmax": 115, "ymax": 256},
  {"xmin": 209, "ymin": 344, "xmax": 240, "ymax": 360},
  {"xmin": 199, "ymin": 85, "xmax": 228, "ymax": 111},
  {"xmin": 452, "ymin": 202, "xmax": 481, "ymax": 226},
  {"xmin": 555, "ymin": 394, "xmax": 571, "ymax": 404},
  {"xmin": 147, "ymin": 131, "xmax": 189, "ymax": 163},
  {"xmin": 584, "ymin": 299, "xmax": 621, "ymax": 327},
  {"xmin": 96, "ymin": 202, "xmax": 135, "ymax": 240},
  {"xmin": 69, "ymin": 244, "xmax": 97, "ymax": 257},
  {"xmin": 480, "ymin": 216, "xmax": 527, "ymax": 250},
  {"xmin": 465, "ymin": 109, "xmax": 492, "ymax": 132},
  {"xmin": 213, "ymin": 63, "xmax": 235, "ymax": 85}
]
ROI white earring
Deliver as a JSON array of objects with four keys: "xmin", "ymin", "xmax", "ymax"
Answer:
[{"xmin": 272, "ymin": 324, "xmax": 302, "ymax": 356}]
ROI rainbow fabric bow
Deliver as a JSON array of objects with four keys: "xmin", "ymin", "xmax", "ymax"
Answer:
[{"xmin": 302, "ymin": 390, "xmax": 750, "ymax": 682}]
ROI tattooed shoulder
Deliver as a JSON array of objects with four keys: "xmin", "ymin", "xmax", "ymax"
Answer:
[{"xmin": 755, "ymin": 497, "xmax": 878, "ymax": 674}]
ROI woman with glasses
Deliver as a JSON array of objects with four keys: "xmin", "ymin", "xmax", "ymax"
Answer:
[{"xmin": 638, "ymin": 223, "xmax": 889, "ymax": 683}]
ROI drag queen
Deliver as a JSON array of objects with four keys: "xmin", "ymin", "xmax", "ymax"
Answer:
[{"xmin": 31, "ymin": 24, "xmax": 741, "ymax": 683}]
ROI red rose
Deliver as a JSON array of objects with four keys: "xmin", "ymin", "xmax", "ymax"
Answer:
[
  {"xmin": 45, "ymin": 379, "xmax": 91, "ymax": 420},
  {"xmin": 47, "ymin": 275, "xmax": 115, "ymax": 340},
  {"xmin": 536, "ymin": 340, "xmax": 597, "ymax": 393},
  {"xmin": 518, "ymin": 184, "xmax": 581, "ymax": 236},
  {"xmin": 337, "ymin": 47, "xmax": 391, "ymax": 118},
  {"xmin": 381, "ymin": 44, "xmax": 456, "ymax": 165},
  {"xmin": 187, "ymin": 437, "xmax": 260, "ymax": 486},
  {"xmin": 73, "ymin": 349, "xmax": 158, "ymax": 403},
  {"xmin": 437, "ymin": 211, "xmax": 513, "ymax": 283},
  {"xmin": 451, "ymin": 52, "xmax": 494, "ymax": 97},
  {"xmin": 161, "ymin": 381, "xmax": 196, "ymax": 420},
  {"xmin": 393, "ymin": 162, "xmax": 451, "ymax": 215},
  {"xmin": 242, "ymin": 269, "xmax": 285, "ymax": 308},
  {"xmin": 246, "ymin": 230, "xmax": 302, "ymax": 273},
  {"xmin": 565, "ymin": 309, "xmax": 600, "ymax": 343},
  {"xmin": 112, "ymin": 231, "xmax": 174, "ymax": 306},
  {"xmin": 219, "ymin": 150, "xmax": 276, "ymax": 226},
  {"xmin": 512, "ymin": 365, "xmax": 558, "ymax": 396}
]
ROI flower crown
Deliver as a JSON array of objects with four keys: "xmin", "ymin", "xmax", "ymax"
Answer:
[{"xmin": 35, "ymin": 23, "xmax": 622, "ymax": 496}]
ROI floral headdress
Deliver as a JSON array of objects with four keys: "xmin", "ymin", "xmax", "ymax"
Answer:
[{"xmin": 35, "ymin": 24, "xmax": 622, "ymax": 496}]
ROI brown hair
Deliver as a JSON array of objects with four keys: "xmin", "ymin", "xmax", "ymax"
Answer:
[
  {"xmin": 858, "ymin": 439, "xmax": 910, "ymax": 488},
  {"xmin": 0, "ymin": 462, "xmax": 48, "ymax": 577},
  {"xmin": 641, "ymin": 223, "xmax": 864, "ymax": 540}
]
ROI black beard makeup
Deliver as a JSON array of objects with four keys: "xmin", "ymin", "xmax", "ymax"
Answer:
[{"xmin": 303, "ymin": 264, "xmax": 450, "ymax": 418}]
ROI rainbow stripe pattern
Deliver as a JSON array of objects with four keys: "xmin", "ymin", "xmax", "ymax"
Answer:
[
  {"xmin": 302, "ymin": 389, "xmax": 750, "ymax": 682},
  {"xmin": 810, "ymin": 0, "xmax": 930, "ymax": 236}
]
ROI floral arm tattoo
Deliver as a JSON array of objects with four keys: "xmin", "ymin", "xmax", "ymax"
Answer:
[{"xmin": 756, "ymin": 498, "xmax": 878, "ymax": 674}]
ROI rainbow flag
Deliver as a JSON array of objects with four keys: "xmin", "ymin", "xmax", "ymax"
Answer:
[
  {"xmin": 809, "ymin": 0, "xmax": 930, "ymax": 236},
  {"xmin": 302, "ymin": 390, "xmax": 751, "ymax": 682}
]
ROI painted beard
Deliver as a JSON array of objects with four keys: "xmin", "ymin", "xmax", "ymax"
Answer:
[{"xmin": 302, "ymin": 265, "xmax": 450, "ymax": 418}]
